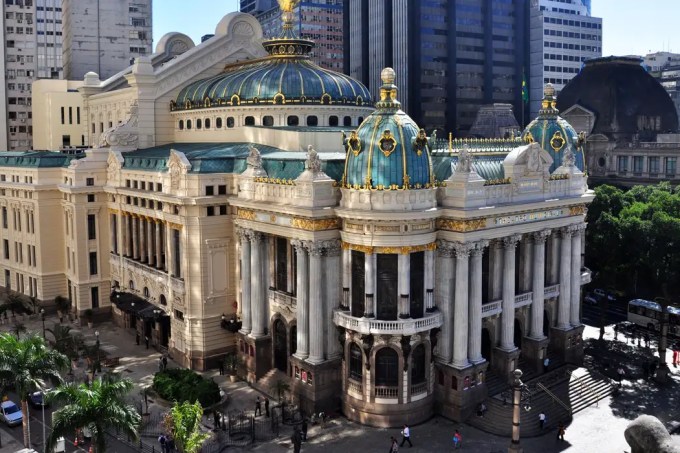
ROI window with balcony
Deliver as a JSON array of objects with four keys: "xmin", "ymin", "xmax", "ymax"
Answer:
[
  {"xmin": 375, "ymin": 348, "xmax": 399, "ymax": 387},
  {"xmin": 377, "ymin": 254, "xmax": 398, "ymax": 320},
  {"xmin": 411, "ymin": 344, "xmax": 426, "ymax": 384},
  {"xmin": 349, "ymin": 343, "xmax": 362, "ymax": 381},
  {"xmin": 410, "ymin": 252, "xmax": 425, "ymax": 318}
]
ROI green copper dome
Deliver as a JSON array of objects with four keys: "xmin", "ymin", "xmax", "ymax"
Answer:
[
  {"xmin": 173, "ymin": 8, "xmax": 370, "ymax": 110},
  {"xmin": 342, "ymin": 68, "xmax": 434, "ymax": 190},
  {"xmin": 522, "ymin": 83, "xmax": 585, "ymax": 173}
]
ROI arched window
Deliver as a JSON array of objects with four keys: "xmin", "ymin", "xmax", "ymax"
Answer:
[
  {"xmin": 263, "ymin": 115, "xmax": 274, "ymax": 126},
  {"xmin": 375, "ymin": 348, "xmax": 399, "ymax": 387},
  {"xmin": 343, "ymin": 116, "xmax": 352, "ymax": 127},
  {"xmin": 349, "ymin": 343, "xmax": 362, "ymax": 381},
  {"xmin": 186, "ymin": 120, "xmax": 192, "ymax": 130},
  {"xmin": 205, "ymin": 118, "xmax": 211, "ymax": 129},
  {"xmin": 329, "ymin": 116, "xmax": 339, "ymax": 126},
  {"xmin": 216, "ymin": 117, "xmax": 223, "ymax": 129},
  {"xmin": 159, "ymin": 294, "xmax": 167, "ymax": 306},
  {"xmin": 143, "ymin": 287, "xmax": 150, "ymax": 298},
  {"xmin": 287, "ymin": 116, "xmax": 299, "ymax": 126},
  {"xmin": 306, "ymin": 115, "xmax": 318, "ymax": 127},
  {"xmin": 411, "ymin": 344, "xmax": 426, "ymax": 384},
  {"xmin": 227, "ymin": 117, "xmax": 235, "ymax": 128},
  {"xmin": 178, "ymin": 120, "xmax": 184, "ymax": 130},
  {"xmin": 358, "ymin": 116, "xmax": 364, "ymax": 124},
  {"xmin": 196, "ymin": 119, "xmax": 202, "ymax": 129},
  {"xmin": 129, "ymin": 280, "xmax": 135, "ymax": 290},
  {"xmin": 245, "ymin": 116, "xmax": 255, "ymax": 126}
]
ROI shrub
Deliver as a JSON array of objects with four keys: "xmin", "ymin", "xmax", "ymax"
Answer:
[{"xmin": 153, "ymin": 369, "xmax": 220, "ymax": 408}]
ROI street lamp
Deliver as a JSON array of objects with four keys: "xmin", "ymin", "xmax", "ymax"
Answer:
[
  {"xmin": 94, "ymin": 330, "xmax": 100, "ymax": 379},
  {"xmin": 508, "ymin": 369, "xmax": 532, "ymax": 453},
  {"xmin": 40, "ymin": 308, "xmax": 45, "ymax": 340}
]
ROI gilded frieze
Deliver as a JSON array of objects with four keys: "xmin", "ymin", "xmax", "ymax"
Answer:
[
  {"xmin": 341, "ymin": 242, "xmax": 436, "ymax": 255},
  {"xmin": 291, "ymin": 217, "xmax": 341, "ymax": 231},
  {"xmin": 237, "ymin": 208, "xmax": 257, "ymax": 221},
  {"xmin": 569, "ymin": 205, "xmax": 587, "ymax": 216},
  {"xmin": 437, "ymin": 218, "xmax": 487, "ymax": 232}
]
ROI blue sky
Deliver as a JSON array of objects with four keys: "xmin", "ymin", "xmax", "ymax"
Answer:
[{"xmin": 152, "ymin": 0, "xmax": 680, "ymax": 57}]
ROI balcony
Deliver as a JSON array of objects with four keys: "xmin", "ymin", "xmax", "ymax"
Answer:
[
  {"xmin": 268, "ymin": 289, "xmax": 296, "ymax": 309},
  {"xmin": 544, "ymin": 284, "xmax": 560, "ymax": 299},
  {"xmin": 110, "ymin": 253, "xmax": 185, "ymax": 295},
  {"xmin": 375, "ymin": 386, "xmax": 399, "ymax": 398},
  {"xmin": 482, "ymin": 300, "xmax": 502, "ymax": 318},
  {"xmin": 411, "ymin": 382, "xmax": 427, "ymax": 396},
  {"xmin": 334, "ymin": 310, "xmax": 442, "ymax": 335},
  {"xmin": 514, "ymin": 292, "xmax": 533, "ymax": 308},
  {"xmin": 347, "ymin": 379, "xmax": 362, "ymax": 396}
]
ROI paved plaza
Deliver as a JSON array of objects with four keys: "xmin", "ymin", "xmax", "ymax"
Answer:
[{"xmin": 0, "ymin": 315, "xmax": 678, "ymax": 453}]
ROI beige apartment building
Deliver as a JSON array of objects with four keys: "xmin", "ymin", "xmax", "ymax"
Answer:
[{"xmin": 32, "ymin": 79, "xmax": 84, "ymax": 149}]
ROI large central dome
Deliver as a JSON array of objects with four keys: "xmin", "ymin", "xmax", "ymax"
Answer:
[{"xmin": 174, "ymin": 5, "xmax": 371, "ymax": 111}]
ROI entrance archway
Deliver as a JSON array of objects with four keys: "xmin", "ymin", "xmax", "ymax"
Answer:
[
  {"xmin": 273, "ymin": 319, "xmax": 288, "ymax": 372},
  {"xmin": 481, "ymin": 328, "xmax": 492, "ymax": 363},
  {"xmin": 514, "ymin": 319, "xmax": 523, "ymax": 350}
]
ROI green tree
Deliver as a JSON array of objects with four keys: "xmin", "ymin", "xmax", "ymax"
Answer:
[
  {"xmin": 165, "ymin": 400, "xmax": 210, "ymax": 453},
  {"xmin": 0, "ymin": 333, "xmax": 69, "ymax": 448},
  {"xmin": 46, "ymin": 375, "xmax": 140, "ymax": 453}
]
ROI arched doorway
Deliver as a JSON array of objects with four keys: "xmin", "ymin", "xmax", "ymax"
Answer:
[
  {"xmin": 273, "ymin": 319, "xmax": 288, "ymax": 372},
  {"xmin": 514, "ymin": 319, "xmax": 523, "ymax": 350},
  {"xmin": 543, "ymin": 310, "xmax": 550, "ymax": 337},
  {"xmin": 481, "ymin": 328, "xmax": 492, "ymax": 363}
]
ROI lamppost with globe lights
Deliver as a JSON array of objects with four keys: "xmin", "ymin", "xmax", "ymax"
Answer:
[
  {"xmin": 508, "ymin": 369, "xmax": 532, "ymax": 453},
  {"xmin": 40, "ymin": 308, "xmax": 45, "ymax": 340},
  {"xmin": 94, "ymin": 330, "xmax": 100, "ymax": 379}
]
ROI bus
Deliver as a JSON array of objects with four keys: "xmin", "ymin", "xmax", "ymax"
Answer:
[{"xmin": 627, "ymin": 299, "xmax": 680, "ymax": 337}]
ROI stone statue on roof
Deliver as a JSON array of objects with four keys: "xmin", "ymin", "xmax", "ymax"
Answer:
[
  {"xmin": 562, "ymin": 147, "xmax": 576, "ymax": 167},
  {"xmin": 306, "ymin": 145, "xmax": 321, "ymax": 173},
  {"xmin": 455, "ymin": 144, "xmax": 473, "ymax": 173},
  {"xmin": 247, "ymin": 144, "xmax": 263, "ymax": 170}
]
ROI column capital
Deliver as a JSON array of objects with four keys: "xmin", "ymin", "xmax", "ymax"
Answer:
[
  {"xmin": 502, "ymin": 234, "xmax": 521, "ymax": 249},
  {"xmin": 436, "ymin": 239, "xmax": 456, "ymax": 257},
  {"xmin": 532, "ymin": 229, "xmax": 552, "ymax": 244},
  {"xmin": 235, "ymin": 227, "xmax": 253, "ymax": 241},
  {"xmin": 471, "ymin": 240, "xmax": 489, "ymax": 257},
  {"xmin": 560, "ymin": 225, "xmax": 579, "ymax": 238},
  {"xmin": 453, "ymin": 242, "xmax": 476, "ymax": 258},
  {"xmin": 572, "ymin": 223, "xmax": 587, "ymax": 233},
  {"xmin": 249, "ymin": 231, "xmax": 264, "ymax": 243}
]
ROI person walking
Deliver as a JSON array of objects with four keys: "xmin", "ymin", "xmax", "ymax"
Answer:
[
  {"xmin": 613, "ymin": 323, "xmax": 619, "ymax": 340},
  {"xmin": 218, "ymin": 360, "xmax": 224, "ymax": 376},
  {"xmin": 255, "ymin": 396, "xmax": 262, "ymax": 416},
  {"xmin": 453, "ymin": 430, "xmax": 462, "ymax": 449},
  {"xmin": 265, "ymin": 397, "xmax": 270, "ymax": 417},
  {"xmin": 145, "ymin": 335, "xmax": 150, "ymax": 349},
  {"xmin": 539, "ymin": 412, "xmax": 547, "ymax": 430},
  {"xmin": 158, "ymin": 434, "xmax": 167, "ymax": 452},
  {"xmin": 400, "ymin": 424, "xmax": 413, "ymax": 447},
  {"xmin": 616, "ymin": 367, "xmax": 625, "ymax": 386},
  {"xmin": 649, "ymin": 360, "xmax": 658, "ymax": 379},
  {"xmin": 556, "ymin": 422, "xmax": 566, "ymax": 442},
  {"xmin": 543, "ymin": 357, "xmax": 550, "ymax": 373},
  {"xmin": 292, "ymin": 427, "xmax": 302, "ymax": 453},
  {"xmin": 301, "ymin": 418, "xmax": 308, "ymax": 441},
  {"xmin": 136, "ymin": 332, "xmax": 140, "ymax": 346},
  {"xmin": 389, "ymin": 436, "xmax": 399, "ymax": 452},
  {"xmin": 477, "ymin": 402, "xmax": 487, "ymax": 417},
  {"xmin": 672, "ymin": 342, "xmax": 679, "ymax": 367},
  {"xmin": 644, "ymin": 332, "xmax": 650, "ymax": 348},
  {"xmin": 162, "ymin": 355, "xmax": 168, "ymax": 371}
]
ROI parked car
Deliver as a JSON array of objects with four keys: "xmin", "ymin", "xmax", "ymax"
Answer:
[
  {"xmin": 584, "ymin": 293, "xmax": 599, "ymax": 305},
  {"xmin": 28, "ymin": 391, "xmax": 49, "ymax": 409},
  {"xmin": 593, "ymin": 289, "xmax": 616, "ymax": 301},
  {"xmin": 0, "ymin": 400, "xmax": 23, "ymax": 426}
]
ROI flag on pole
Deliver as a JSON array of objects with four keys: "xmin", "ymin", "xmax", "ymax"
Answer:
[{"xmin": 521, "ymin": 73, "xmax": 529, "ymax": 104}]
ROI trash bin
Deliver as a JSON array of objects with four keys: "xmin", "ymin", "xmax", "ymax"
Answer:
[{"xmin": 55, "ymin": 436, "xmax": 66, "ymax": 453}]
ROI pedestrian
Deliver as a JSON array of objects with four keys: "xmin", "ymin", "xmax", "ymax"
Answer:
[
  {"xmin": 218, "ymin": 360, "xmax": 224, "ymax": 376},
  {"xmin": 301, "ymin": 418, "xmax": 308, "ymax": 441},
  {"xmin": 166, "ymin": 436, "xmax": 175, "ymax": 453},
  {"xmin": 159, "ymin": 357, "xmax": 164, "ymax": 372},
  {"xmin": 213, "ymin": 411, "xmax": 220, "ymax": 430},
  {"xmin": 477, "ymin": 402, "xmax": 487, "ymax": 417},
  {"xmin": 644, "ymin": 332, "xmax": 650, "ymax": 348},
  {"xmin": 136, "ymin": 332, "xmax": 140, "ymax": 345},
  {"xmin": 265, "ymin": 397, "xmax": 270, "ymax": 417},
  {"xmin": 556, "ymin": 422, "xmax": 566, "ymax": 442},
  {"xmin": 543, "ymin": 357, "xmax": 550, "ymax": 373},
  {"xmin": 616, "ymin": 367, "xmax": 625, "ymax": 386},
  {"xmin": 400, "ymin": 424, "xmax": 413, "ymax": 447},
  {"xmin": 158, "ymin": 434, "xmax": 167, "ymax": 452},
  {"xmin": 613, "ymin": 323, "xmax": 619, "ymax": 340},
  {"xmin": 539, "ymin": 411, "xmax": 547, "ymax": 430},
  {"xmin": 649, "ymin": 360, "xmax": 658, "ymax": 379},
  {"xmin": 145, "ymin": 335, "xmax": 150, "ymax": 349},
  {"xmin": 255, "ymin": 396, "xmax": 262, "ymax": 416},
  {"xmin": 389, "ymin": 436, "xmax": 399, "ymax": 452},
  {"xmin": 453, "ymin": 430, "xmax": 462, "ymax": 449},
  {"xmin": 673, "ymin": 342, "xmax": 679, "ymax": 367},
  {"xmin": 292, "ymin": 426, "xmax": 302, "ymax": 453},
  {"xmin": 162, "ymin": 355, "xmax": 168, "ymax": 370}
]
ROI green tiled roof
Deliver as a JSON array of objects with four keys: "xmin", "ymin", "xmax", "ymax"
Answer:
[{"xmin": 0, "ymin": 151, "xmax": 79, "ymax": 168}]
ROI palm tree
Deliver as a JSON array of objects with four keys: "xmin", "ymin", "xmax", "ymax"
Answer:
[
  {"xmin": 47, "ymin": 375, "xmax": 141, "ymax": 453},
  {"xmin": 0, "ymin": 333, "xmax": 69, "ymax": 448}
]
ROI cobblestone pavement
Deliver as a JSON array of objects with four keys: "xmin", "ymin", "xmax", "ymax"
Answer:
[{"xmin": 0, "ymin": 315, "xmax": 678, "ymax": 453}]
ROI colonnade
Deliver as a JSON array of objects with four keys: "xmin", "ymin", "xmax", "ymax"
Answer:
[{"xmin": 110, "ymin": 211, "xmax": 182, "ymax": 278}]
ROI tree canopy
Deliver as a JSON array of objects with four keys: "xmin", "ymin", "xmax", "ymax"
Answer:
[{"xmin": 585, "ymin": 183, "xmax": 680, "ymax": 301}]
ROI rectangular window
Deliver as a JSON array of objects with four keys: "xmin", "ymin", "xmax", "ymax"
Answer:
[
  {"xmin": 218, "ymin": 185, "xmax": 227, "ymax": 195},
  {"xmin": 632, "ymin": 156, "xmax": 643, "ymax": 174},
  {"xmin": 62, "ymin": 135, "xmax": 70, "ymax": 147},
  {"xmin": 89, "ymin": 251, "xmax": 98, "ymax": 275},
  {"xmin": 3, "ymin": 240, "xmax": 9, "ymax": 259},
  {"xmin": 275, "ymin": 237, "xmax": 288, "ymax": 291},
  {"xmin": 205, "ymin": 185, "xmax": 214, "ymax": 196},
  {"xmin": 68, "ymin": 106, "xmax": 72, "ymax": 124},
  {"xmin": 86, "ymin": 177, "xmax": 94, "ymax": 186},
  {"xmin": 87, "ymin": 214, "xmax": 96, "ymax": 240},
  {"xmin": 2, "ymin": 207, "xmax": 6, "ymax": 229},
  {"xmin": 156, "ymin": 183, "xmax": 162, "ymax": 192},
  {"xmin": 76, "ymin": 107, "xmax": 80, "ymax": 124},
  {"xmin": 665, "ymin": 157, "xmax": 676, "ymax": 176},
  {"xmin": 60, "ymin": 106, "xmax": 64, "ymax": 124},
  {"xmin": 649, "ymin": 157, "xmax": 660, "ymax": 174},
  {"xmin": 219, "ymin": 205, "xmax": 227, "ymax": 215},
  {"xmin": 617, "ymin": 156, "xmax": 628, "ymax": 173},
  {"xmin": 91, "ymin": 286, "xmax": 99, "ymax": 309},
  {"xmin": 87, "ymin": 194, "xmax": 95, "ymax": 202},
  {"xmin": 174, "ymin": 309, "xmax": 184, "ymax": 321},
  {"xmin": 206, "ymin": 206, "xmax": 215, "ymax": 216}
]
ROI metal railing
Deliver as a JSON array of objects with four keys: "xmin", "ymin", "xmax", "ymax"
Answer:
[
  {"xmin": 375, "ymin": 386, "xmax": 399, "ymax": 398},
  {"xmin": 537, "ymin": 382, "xmax": 572, "ymax": 415},
  {"xmin": 410, "ymin": 382, "xmax": 427, "ymax": 396},
  {"xmin": 482, "ymin": 300, "xmax": 502, "ymax": 318}
]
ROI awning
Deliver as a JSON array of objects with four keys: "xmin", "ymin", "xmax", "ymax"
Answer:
[{"xmin": 111, "ymin": 291, "xmax": 171, "ymax": 320}]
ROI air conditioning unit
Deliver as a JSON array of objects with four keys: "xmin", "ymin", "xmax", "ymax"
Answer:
[
  {"xmin": 20, "ymin": 119, "xmax": 25, "ymax": 123},
  {"xmin": 17, "ymin": 19, "xmax": 22, "ymax": 23}
]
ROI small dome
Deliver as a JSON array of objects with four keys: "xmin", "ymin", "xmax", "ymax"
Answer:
[
  {"xmin": 522, "ymin": 84, "xmax": 585, "ymax": 173},
  {"xmin": 342, "ymin": 68, "xmax": 433, "ymax": 190}
]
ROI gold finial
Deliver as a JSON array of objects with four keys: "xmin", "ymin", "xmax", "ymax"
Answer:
[{"xmin": 277, "ymin": 0, "xmax": 298, "ymax": 13}]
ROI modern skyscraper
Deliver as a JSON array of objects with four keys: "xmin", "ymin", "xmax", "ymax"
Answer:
[
  {"xmin": 62, "ymin": 0, "xmax": 153, "ymax": 80},
  {"xmin": 244, "ymin": 0, "xmax": 344, "ymax": 71},
  {"xmin": 528, "ymin": 0, "xmax": 602, "ymax": 118},
  {"xmin": 344, "ymin": 0, "xmax": 529, "ymax": 135}
]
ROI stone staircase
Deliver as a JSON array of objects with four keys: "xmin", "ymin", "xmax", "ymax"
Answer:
[
  {"xmin": 467, "ymin": 366, "xmax": 615, "ymax": 437},
  {"xmin": 253, "ymin": 368, "xmax": 290, "ymax": 398}
]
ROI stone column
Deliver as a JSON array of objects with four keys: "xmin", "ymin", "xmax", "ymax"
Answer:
[
  {"xmin": 307, "ymin": 242, "xmax": 325, "ymax": 364},
  {"xmin": 132, "ymin": 216, "xmax": 139, "ymax": 260},
  {"xmin": 147, "ymin": 219, "xmax": 154, "ymax": 266},
  {"xmin": 364, "ymin": 252, "xmax": 376, "ymax": 317},
  {"xmin": 557, "ymin": 227, "xmax": 573, "ymax": 329},
  {"xmin": 425, "ymin": 249, "xmax": 435, "ymax": 311},
  {"xmin": 435, "ymin": 240, "xmax": 455, "ymax": 363},
  {"xmin": 155, "ymin": 221, "xmax": 163, "ymax": 270},
  {"xmin": 122, "ymin": 214, "xmax": 129, "ymax": 257},
  {"xmin": 239, "ymin": 229, "xmax": 252, "ymax": 334},
  {"xmin": 520, "ymin": 238, "xmax": 533, "ymax": 293},
  {"xmin": 166, "ymin": 224, "xmax": 175, "ymax": 277},
  {"xmin": 530, "ymin": 230, "xmax": 551, "ymax": 339},
  {"xmin": 468, "ymin": 240, "xmax": 488, "ymax": 363},
  {"xmin": 452, "ymin": 243, "xmax": 472, "ymax": 368},
  {"xmin": 325, "ymin": 240, "xmax": 342, "ymax": 359},
  {"xmin": 398, "ymin": 253, "xmax": 410, "ymax": 318},
  {"xmin": 501, "ymin": 235, "xmax": 521, "ymax": 350},
  {"xmin": 293, "ymin": 240, "xmax": 309, "ymax": 359},
  {"xmin": 250, "ymin": 232, "xmax": 265, "ymax": 337},
  {"xmin": 117, "ymin": 212, "xmax": 124, "ymax": 256},
  {"xmin": 490, "ymin": 241, "xmax": 503, "ymax": 300},
  {"xmin": 548, "ymin": 235, "xmax": 560, "ymax": 285},
  {"xmin": 140, "ymin": 218, "xmax": 147, "ymax": 263},
  {"xmin": 570, "ymin": 225, "xmax": 585, "ymax": 327},
  {"xmin": 342, "ymin": 246, "xmax": 351, "ymax": 310}
]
